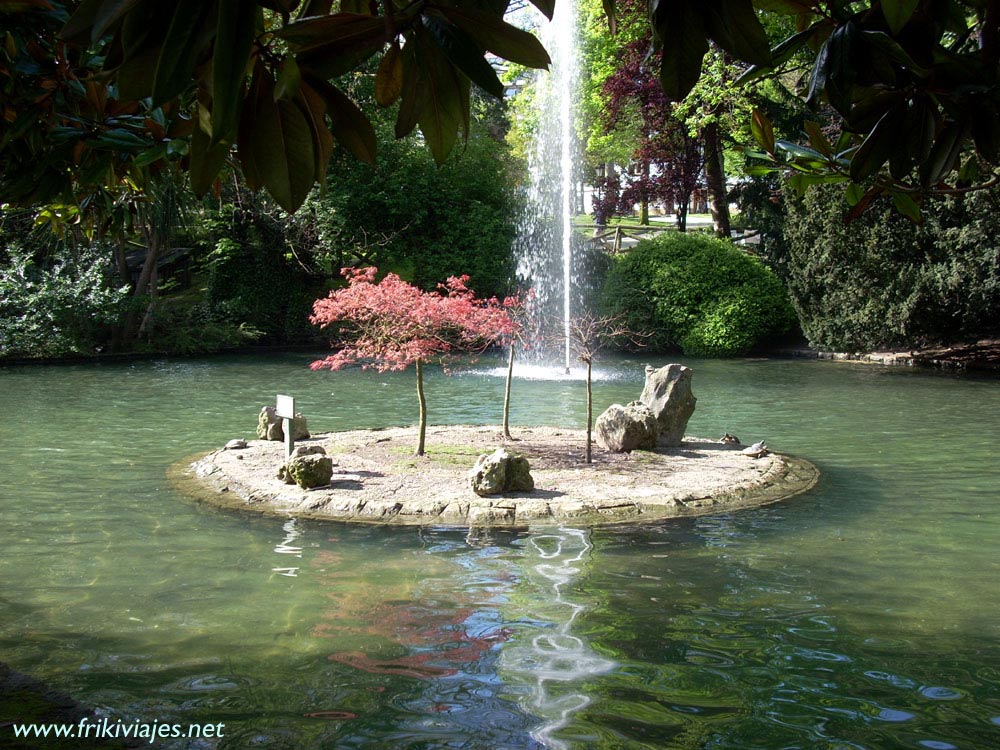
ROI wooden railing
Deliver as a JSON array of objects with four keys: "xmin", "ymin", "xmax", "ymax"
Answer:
[{"xmin": 584, "ymin": 225, "xmax": 761, "ymax": 253}]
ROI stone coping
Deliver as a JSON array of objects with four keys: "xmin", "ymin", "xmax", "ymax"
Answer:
[{"xmin": 169, "ymin": 425, "xmax": 819, "ymax": 527}]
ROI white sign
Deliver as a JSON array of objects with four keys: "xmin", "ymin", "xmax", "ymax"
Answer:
[{"xmin": 275, "ymin": 394, "xmax": 295, "ymax": 420}]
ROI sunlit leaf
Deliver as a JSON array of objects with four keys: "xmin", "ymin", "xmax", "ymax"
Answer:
[
  {"xmin": 309, "ymin": 77, "xmax": 376, "ymax": 164},
  {"xmin": 374, "ymin": 42, "xmax": 403, "ymax": 107},
  {"xmin": 422, "ymin": 14, "xmax": 504, "ymax": 99},
  {"xmin": 891, "ymin": 190, "xmax": 921, "ymax": 223},
  {"xmin": 435, "ymin": 6, "xmax": 550, "ymax": 69}
]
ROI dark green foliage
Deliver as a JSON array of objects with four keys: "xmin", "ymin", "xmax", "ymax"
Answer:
[
  {"xmin": 202, "ymin": 208, "xmax": 322, "ymax": 345},
  {"xmin": 0, "ymin": 243, "xmax": 128, "ymax": 359},
  {"xmin": 783, "ymin": 185, "xmax": 1000, "ymax": 351},
  {"xmin": 299, "ymin": 125, "xmax": 518, "ymax": 299},
  {"xmin": 130, "ymin": 301, "xmax": 264, "ymax": 356},
  {"xmin": 601, "ymin": 232, "xmax": 797, "ymax": 356}
]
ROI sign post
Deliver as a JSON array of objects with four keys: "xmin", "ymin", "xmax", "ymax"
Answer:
[{"xmin": 276, "ymin": 394, "xmax": 295, "ymax": 460}]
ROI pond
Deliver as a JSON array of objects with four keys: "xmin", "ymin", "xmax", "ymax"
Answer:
[{"xmin": 1, "ymin": 353, "xmax": 998, "ymax": 749}]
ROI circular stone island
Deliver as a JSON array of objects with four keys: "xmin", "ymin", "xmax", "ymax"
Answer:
[{"xmin": 171, "ymin": 425, "xmax": 819, "ymax": 527}]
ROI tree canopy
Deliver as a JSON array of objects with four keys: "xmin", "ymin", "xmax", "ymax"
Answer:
[
  {"xmin": 3, "ymin": 0, "xmax": 999, "ymax": 217},
  {"xmin": 0, "ymin": 0, "xmax": 552, "ymax": 213}
]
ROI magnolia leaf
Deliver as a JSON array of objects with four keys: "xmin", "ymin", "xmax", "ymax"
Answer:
[
  {"xmin": 850, "ymin": 107, "xmax": 901, "ymax": 182},
  {"xmin": 411, "ymin": 24, "xmax": 464, "ymax": 164},
  {"xmin": 423, "ymin": 14, "xmax": 504, "ymax": 99},
  {"xmin": 845, "ymin": 182, "xmax": 864, "ymax": 206},
  {"xmin": 152, "ymin": 0, "xmax": 213, "ymax": 105},
  {"xmin": 702, "ymin": 0, "xmax": 771, "ymax": 67},
  {"xmin": 280, "ymin": 13, "xmax": 391, "ymax": 78},
  {"xmin": 972, "ymin": 104, "xmax": 1000, "ymax": 162},
  {"xmin": 920, "ymin": 120, "xmax": 969, "ymax": 187},
  {"xmin": 755, "ymin": 0, "xmax": 813, "ymax": 13},
  {"xmin": 776, "ymin": 140, "xmax": 826, "ymax": 161},
  {"xmin": 891, "ymin": 190, "xmax": 921, "ymax": 223},
  {"xmin": 394, "ymin": 38, "xmax": 421, "ymax": 139},
  {"xmin": 957, "ymin": 156, "xmax": 981, "ymax": 187},
  {"xmin": 275, "ymin": 55, "xmax": 302, "ymax": 101},
  {"xmin": 435, "ymin": 6, "xmax": 550, "ymax": 69},
  {"xmin": 309, "ymin": 77, "xmax": 376, "ymax": 164},
  {"xmin": 277, "ymin": 13, "xmax": 386, "ymax": 52},
  {"xmin": 60, "ymin": 0, "xmax": 104, "ymax": 42},
  {"xmin": 603, "ymin": 0, "xmax": 616, "ymax": 34},
  {"xmin": 528, "ymin": 0, "xmax": 554, "ymax": 20},
  {"xmin": 750, "ymin": 108, "xmax": 775, "ymax": 153},
  {"xmin": 803, "ymin": 120, "xmax": 832, "ymax": 157},
  {"xmin": 237, "ymin": 64, "xmax": 266, "ymax": 191},
  {"xmin": 651, "ymin": 0, "xmax": 708, "ymax": 100},
  {"xmin": 881, "ymin": 0, "xmax": 919, "ymax": 35},
  {"xmin": 375, "ymin": 42, "xmax": 403, "ymax": 107},
  {"xmin": 115, "ymin": 42, "xmax": 159, "ymax": 101},
  {"xmin": 92, "ymin": 127, "xmax": 148, "ymax": 150},
  {"xmin": 845, "ymin": 186, "xmax": 884, "ymax": 222},
  {"xmin": 298, "ymin": 0, "xmax": 333, "ymax": 16},
  {"xmin": 295, "ymin": 82, "xmax": 335, "ymax": 184},
  {"xmin": 211, "ymin": 0, "xmax": 255, "ymax": 144},
  {"xmin": 190, "ymin": 109, "xmax": 231, "ymax": 196}
]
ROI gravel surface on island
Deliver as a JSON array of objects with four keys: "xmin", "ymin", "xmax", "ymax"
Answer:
[{"xmin": 171, "ymin": 425, "xmax": 819, "ymax": 527}]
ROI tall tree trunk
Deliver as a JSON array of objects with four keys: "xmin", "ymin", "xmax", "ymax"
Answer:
[
  {"xmin": 676, "ymin": 198, "xmax": 689, "ymax": 232},
  {"xmin": 639, "ymin": 161, "xmax": 650, "ymax": 225},
  {"xmin": 415, "ymin": 357, "xmax": 427, "ymax": 456},
  {"xmin": 703, "ymin": 121, "xmax": 731, "ymax": 238},
  {"xmin": 585, "ymin": 359, "xmax": 593, "ymax": 464},
  {"xmin": 503, "ymin": 344, "xmax": 516, "ymax": 440},
  {"xmin": 121, "ymin": 232, "xmax": 163, "ymax": 345}
]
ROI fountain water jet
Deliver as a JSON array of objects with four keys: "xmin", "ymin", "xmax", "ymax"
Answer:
[{"xmin": 513, "ymin": 0, "xmax": 580, "ymax": 374}]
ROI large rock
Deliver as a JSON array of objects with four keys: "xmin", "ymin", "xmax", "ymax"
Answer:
[
  {"xmin": 468, "ymin": 448, "xmax": 534, "ymax": 497},
  {"xmin": 257, "ymin": 406, "xmax": 310, "ymax": 441},
  {"xmin": 595, "ymin": 402, "xmax": 658, "ymax": 452},
  {"xmin": 505, "ymin": 454, "xmax": 535, "ymax": 492},
  {"xmin": 284, "ymin": 454, "xmax": 333, "ymax": 489},
  {"xmin": 639, "ymin": 364, "xmax": 696, "ymax": 446}
]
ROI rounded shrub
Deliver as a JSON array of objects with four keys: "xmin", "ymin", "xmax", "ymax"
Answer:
[
  {"xmin": 783, "ymin": 184, "xmax": 1000, "ymax": 351},
  {"xmin": 600, "ymin": 232, "xmax": 797, "ymax": 356}
]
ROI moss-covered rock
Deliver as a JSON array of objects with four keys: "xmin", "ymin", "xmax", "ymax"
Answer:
[{"xmin": 285, "ymin": 454, "xmax": 333, "ymax": 489}]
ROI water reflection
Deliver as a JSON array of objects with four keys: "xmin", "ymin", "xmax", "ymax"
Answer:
[
  {"xmin": 501, "ymin": 528, "xmax": 616, "ymax": 749},
  {"xmin": 272, "ymin": 519, "xmax": 302, "ymax": 577}
]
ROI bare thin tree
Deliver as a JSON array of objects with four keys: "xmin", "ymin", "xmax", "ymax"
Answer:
[{"xmin": 564, "ymin": 313, "xmax": 649, "ymax": 463}]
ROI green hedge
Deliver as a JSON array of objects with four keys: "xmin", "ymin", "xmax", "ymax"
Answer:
[
  {"xmin": 601, "ymin": 233, "xmax": 797, "ymax": 356},
  {"xmin": 783, "ymin": 185, "xmax": 1000, "ymax": 351}
]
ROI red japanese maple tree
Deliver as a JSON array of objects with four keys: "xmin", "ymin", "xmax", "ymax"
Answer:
[{"xmin": 310, "ymin": 267, "xmax": 516, "ymax": 455}]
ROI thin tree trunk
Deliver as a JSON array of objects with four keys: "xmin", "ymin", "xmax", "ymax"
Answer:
[
  {"xmin": 137, "ymin": 262, "xmax": 158, "ymax": 338},
  {"xmin": 639, "ymin": 162, "xmax": 650, "ymax": 225},
  {"xmin": 585, "ymin": 359, "xmax": 593, "ymax": 464},
  {"xmin": 703, "ymin": 121, "xmax": 731, "ymax": 238},
  {"xmin": 121, "ymin": 234, "xmax": 162, "ymax": 344},
  {"xmin": 676, "ymin": 199, "xmax": 689, "ymax": 232},
  {"xmin": 415, "ymin": 357, "xmax": 427, "ymax": 456},
  {"xmin": 503, "ymin": 344, "xmax": 515, "ymax": 440}
]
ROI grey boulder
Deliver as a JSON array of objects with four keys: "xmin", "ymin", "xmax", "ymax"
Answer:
[
  {"xmin": 257, "ymin": 406, "xmax": 310, "ymax": 441},
  {"xmin": 595, "ymin": 402, "xmax": 658, "ymax": 452},
  {"xmin": 639, "ymin": 364, "xmax": 696, "ymax": 447},
  {"xmin": 468, "ymin": 448, "xmax": 534, "ymax": 497}
]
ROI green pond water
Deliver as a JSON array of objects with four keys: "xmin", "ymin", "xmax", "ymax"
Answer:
[{"xmin": 1, "ymin": 353, "xmax": 999, "ymax": 750}]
